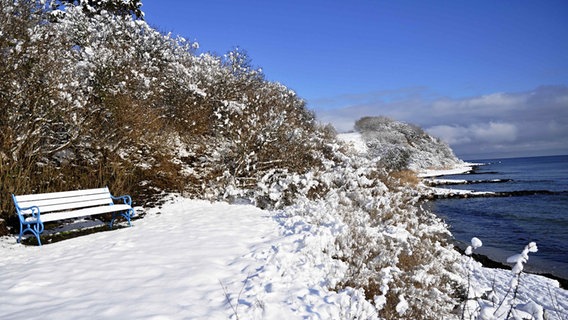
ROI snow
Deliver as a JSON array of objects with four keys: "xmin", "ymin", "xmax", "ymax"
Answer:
[
  {"xmin": 0, "ymin": 197, "xmax": 367, "ymax": 319},
  {"xmin": 337, "ymin": 132, "xmax": 368, "ymax": 154},
  {"xmin": 1, "ymin": 198, "xmax": 279, "ymax": 319},
  {"xmin": 395, "ymin": 294, "xmax": 409, "ymax": 315},
  {"xmin": 424, "ymin": 186, "xmax": 494, "ymax": 197},
  {"xmin": 471, "ymin": 237, "xmax": 483, "ymax": 249},
  {"xmin": 466, "ymin": 258, "xmax": 568, "ymax": 320},
  {"xmin": 2, "ymin": 196, "xmax": 565, "ymax": 319},
  {"xmin": 417, "ymin": 163, "xmax": 478, "ymax": 178},
  {"xmin": 427, "ymin": 178, "xmax": 470, "ymax": 184}
]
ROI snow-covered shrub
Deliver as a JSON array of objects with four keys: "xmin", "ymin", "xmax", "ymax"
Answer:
[
  {"xmin": 253, "ymin": 144, "xmax": 465, "ymax": 319},
  {"xmin": 461, "ymin": 237, "xmax": 485, "ymax": 319},
  {"xmin": 0, "ymin": 0, "xmax": 83, "ymax": 219},
  {"xmin": 180, "ymin": 63, "xmax": 334, "ymax": 203},
  {"xmin": 330, "ymin": 170, "xmax": 462, "ymax": 319},
  {"xmin": 0, "ymin": 0, "xmax": 79, "ymax": 163},
  {"xmin": 0, "ymin": 0, "xmax": 336, "ymax": 225}
]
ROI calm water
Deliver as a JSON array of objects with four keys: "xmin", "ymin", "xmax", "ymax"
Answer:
[{"xmin": 432, "ymin": 155, "xmax": 568, "ymax": 280}]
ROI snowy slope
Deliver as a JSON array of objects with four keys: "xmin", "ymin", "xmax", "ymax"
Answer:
[
  {"xmin": 338, "ymin": 130, "xmax": 465, "ymax": 172},
  {"xmin": 349, "ymin": 117, "xmax": 465, "ymax": 171}
]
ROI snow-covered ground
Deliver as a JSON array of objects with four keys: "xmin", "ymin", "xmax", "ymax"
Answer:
[
  {"xmin": 0, "ymin": 197, "xmax": 372, "ymax": 319},
  {"xmin": 1, "ymin": 196, "xmax": 566, "ymax": 319},
  {"xmin": 1, "ymin": 199, "xmax": 278, "ymax": 319}
]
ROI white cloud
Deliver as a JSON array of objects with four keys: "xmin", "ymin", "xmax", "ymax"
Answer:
[
  {"xmin": 426, "ymin": 125, "xmax": 471, "ymax": 145},
  {"xmin": 427, "ymin": 122, "xmax": 517, "ymax": 150},
  {"xmin": 466, "ymin": 92, "xmax": 524, "ymax": 108},
  {"xmin": 470, "ymin": 122, "xmax": 517, "ymax": 143},
  {"xmin": 431, "ymin": 92, "xmax": 522, "ymax": 115}
]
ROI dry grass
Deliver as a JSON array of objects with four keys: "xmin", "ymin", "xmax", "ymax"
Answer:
[{"xmin": 389, "ymin": 169, "xmax": 420, "ymax": 187}]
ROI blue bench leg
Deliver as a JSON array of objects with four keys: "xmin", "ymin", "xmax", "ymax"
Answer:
[
  {"xmin": 110, "ymin": 209, "xmax": 133, "ymax": 229},
  {"xmin": 110, "ymin": 213, "xmax": 116, "ymax": 229},
  {"xmin": 125, "ymin": 209, "xmax": 133, "ymax": 227},
  {"xmin": 18, "ymin": 221, "xmax": 23, "ymax": 243},
  {"xmin": 19, "ymin": 222, "xmax": 43, "ymax": 246}
]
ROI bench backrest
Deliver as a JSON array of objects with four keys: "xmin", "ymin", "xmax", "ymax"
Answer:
[{"xmin": 13, "ymin": 187, "xmax": 114, "ymax": 215}]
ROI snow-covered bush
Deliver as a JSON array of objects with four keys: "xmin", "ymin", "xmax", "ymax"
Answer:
[
  {"xmin": 50, "ymin": 0, "xmax": 144, "ymax": 19},
  {"xmin": 328, "ymin": 166, "xmax": 462, "ymax": 319},
  {"xmin": 0, "ymin": 0, "xmax": 77, "ymax": 162},
  {"xmin": 355, "ymin": 116, "xmax": 464, "ymax": 171},
  {"xmin": 0, "ymin": 0, "xmax": 334, "ymax": 229},
  {"xmin": 250, "ymin": 144, "xmax": 464, "ymax": 319},
  {"xmin": 178, "ymin": 54, "xmax": 334, "ymax": 203}
]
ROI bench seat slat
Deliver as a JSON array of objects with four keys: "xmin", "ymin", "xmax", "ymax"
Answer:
[
  {"xmin": 34, "ymin": 199, "xmax": 116, "ymax": 214},
  {"xmin": 17, "ymin": 194, "xmax": 113, "ymax": 212},
  {"xmin": 15, "ymin": 188, "xmax": 110, "ymax": 202},
  {"xmin": 26, "ymin": 204, "xmax": 132, "ymax": 223}
]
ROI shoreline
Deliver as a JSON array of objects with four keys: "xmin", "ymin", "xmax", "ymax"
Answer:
[
  {"xmin": 420, "ymin": 163, "xmax": 568, "ymax": 289},
  {"xmin": 416, "ymin": 162, "xmax": 481, "ymax": 178}
]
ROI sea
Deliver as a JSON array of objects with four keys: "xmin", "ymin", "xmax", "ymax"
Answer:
[{"xmin": 431, "ymin": 155, "xmax": 568, "ymax": 281}]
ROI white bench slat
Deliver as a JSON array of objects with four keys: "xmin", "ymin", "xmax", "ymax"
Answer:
[
  {"xmin": 15, "ymin": 188, "xmax": 110, "ymax": 202},
  {"xmin": 28, "ymin": 199, "xmax": 116, "ymax": 214},
  {"xmin": 28, "ymin": 204, "xmax": 133, "ymax": 223},
  {"xmin": 16, "ymin": 194, "xmax": 113, "ymax": 212}
]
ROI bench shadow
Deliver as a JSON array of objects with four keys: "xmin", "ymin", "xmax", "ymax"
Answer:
[{"xmin": 20, "ymin": 216, "xmax": 130, "ymax": 246}]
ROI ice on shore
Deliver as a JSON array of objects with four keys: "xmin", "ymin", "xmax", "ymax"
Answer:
[{"xmin": 417, "ymin": 162, "xmax": 481, "ymax": 178}]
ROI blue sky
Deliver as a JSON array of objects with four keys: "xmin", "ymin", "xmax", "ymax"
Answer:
[{"xmin": 142, "ymin": 0, "xmax": 568, "ymax": 159}]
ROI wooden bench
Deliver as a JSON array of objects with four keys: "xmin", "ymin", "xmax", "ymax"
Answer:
[{"xmin": 12, "ymin": 187, "xmax": 135, "ymax": 246}]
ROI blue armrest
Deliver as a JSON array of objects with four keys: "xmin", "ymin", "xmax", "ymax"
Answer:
[
  {"xmin": 111, "ymin": 194, "xmax": 132, "ymax": 206},
  {"xmin": 12, "ymin": 195, "xmax": 40, "ymax": 224},
  {"xmin": 14, "ymin": 204, "xmax": 41, "ymax": 223}
]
